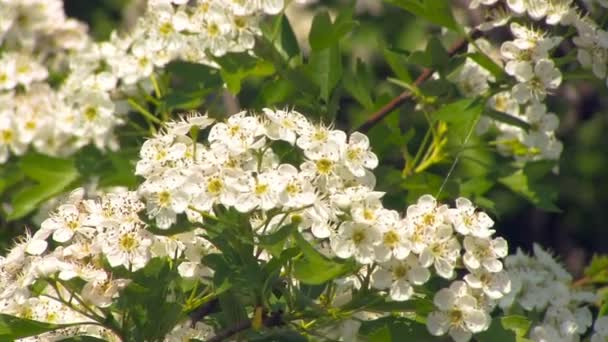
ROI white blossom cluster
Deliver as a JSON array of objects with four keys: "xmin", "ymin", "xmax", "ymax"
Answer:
[
  {"xmin": 456, "ymin": 24, "xmax": 564, "ymax": 162},
  {"xmin": 0, "ymin": 187, "xmax": 215, "ymax": 341},
  {"xmin": 500, "ymin": 244, "xmax": 602, "ymax": 342},
  {"xmin": 1, "ymin": 110, "xmax": 607, "ymax": 342},
  {"xmin": 460, "ymin": 0, "xmax": 608, "ymax": 163},
  {"xmin": 0, "ymin": 0, "xmax": 90, "ymax": 163},
  {"xmin": 134, "ymin": 109, "xmax": 515, "ymax": 341},
  {"xmin": 0, "ymin": 0, "xmax": 283, "ymax": 164}
]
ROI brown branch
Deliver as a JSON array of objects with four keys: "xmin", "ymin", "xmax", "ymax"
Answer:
[{"xmin": 354, "ymin": 30, "xmax": 482, "ymax": 133}]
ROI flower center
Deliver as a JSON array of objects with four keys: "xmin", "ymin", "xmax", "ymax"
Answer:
[
  {"xmin": 84, "ymin": 106, "xmax": 98, "ymax": 121},
  {"xmin": 450, "ymin": 310, "xmax": 464, "ymax": 325},
  {"xmin": 352, "ymin": 230, "xmax": 366, "ymax": 245},
  {"xmin": 1, "ymin": 129, "xmax": 14, "ymax": 143},
  {"xmin": 315, "ymin": 159, "xmax": 333, "ymax": 175},
  {"xmin": 254, "ymin": 182, "xmax": 268, "ymax": 195},
  {"xmin": 383, "ymin": 230, "xmax": 400, "ymax": 247},
  {"xmin": 207, "ymin": 178, "xmax": 223, "ymax": 194},
  {"xmin": 119, "ymin": 233, "xmax": 138, "ymax": 251},
  {"xmin": 158, "ymin": 191, "xmax": 171, "ymax": 206},
  {"xmin": 393, "ymin": 264, "xmax": 408, "ymax": 278}
]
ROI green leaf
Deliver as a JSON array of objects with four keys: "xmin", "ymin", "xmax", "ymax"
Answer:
[
  {"xmin": 165, "ymin": 61, "xmax": 223, "ymax": 92},
  {"xmin": 485, "ymin": 109, "xmax": 532, "ymax": 131},
  {"xmin": 0, "ymin": 314, "xmax": 61, "ymax": 340},
  {"xmin": 386, "ymin": 0, "xmax": 462, "ymax": 33},
  {"xmin": 584, "ymin": 254, "xmax": 608, "ymax": 283},
  {"xmin": 427, "ymin": 37, "xmax": 449, "ymax": 73},
  {"xmin": 467, "ymin": 52, "xmax": 505, "ymax": 79},
  {"xmin": 431, "ymin": 98, "xmax": 480, "ymax": 124},
  {"xmin": 258, "ymin": 222, "xmax": 298, "ymax": 257},
  {"xmin": 0, "ymin": 163, "xmax": 24, "ymax": 195},
  {"xmin": 360, "ymin": 316, "xmax": 435, "ymax": 342},
  {"xmin": 309, "ymin": 11, "xmax": 333, "ymax": 51},
  {"xmin": 476, "ymin": 316, "xmax": 532, "ymax": 342},
  {"xmin": 384, "ymin": 49, "xmax": 412, "ymax": 84},
  {"xmin": 343, "ymin": 61, "xmax": 374, "ymax": 109},
  {"xmin": 260, "ymin": 78, "xmax": 296, "ymax": 106},
  {"xmin": 263, "ymin": 14, "xmax": 300, "ymax": 61},
  {"xmin": 215, "ymin": 53, "xmax": 275, "ymax": 94},
  {"xmin": 499, "ymin": 164, "xmax": 560, "ymax": 212},
  {"xmin": 308, "ymin": 10, "xmax": 357, "ymax": 52},
  {"xmin": 307, "ymin": 45, "xmax": 343, "ymax": 102},
  {"xmin": 293, "ymin": 233, "xmax": 358, "ymax": 285},
  {"xmin": 8, "ymin": 153, "xmax": 79, "ymax": 220}
]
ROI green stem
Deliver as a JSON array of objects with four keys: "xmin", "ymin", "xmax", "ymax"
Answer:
[{"xmin": 128, "ymin": 98, "xmax": 162, "ymax": 124}]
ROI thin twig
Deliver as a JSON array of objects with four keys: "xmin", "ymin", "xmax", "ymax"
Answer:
[{"xmin": 354, "ymin": 30, "xmax": 481, "ymax": 133}]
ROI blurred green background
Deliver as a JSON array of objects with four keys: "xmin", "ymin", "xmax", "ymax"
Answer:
[{"xmin": 1, "ymin": 0, "xmax": 606, "ymax": 278}]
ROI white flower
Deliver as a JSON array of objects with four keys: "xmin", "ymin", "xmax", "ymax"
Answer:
[
  {"xmin": 297, "ymin": 123, "xmax": 346, "ymax": 160},
  {"xmin": 573, "ymin": 22, "xmax": 608, "ymax": 79},
  {"xmin": 373, "ymin": 211, "xmax": 412, "ymax": 262},
  {"xmin": 81, "ymin": 278, "xmax": 130, "ymax": 308},
  {"xmin": 208, "ymin": 112, "xmax": 264, "ymax": 154},
  {"xmin": 448, "ymin": 197, "xmax": 495, "ymax": 238},
  {"xmin": 100, "ymin": 222, "xmax": 153, "ymax": 271},
  {"xmin": 371, "ymin": 254, "xmax": 430, "ymax": 301},
  {"xmin": 139, "ymin": 170, "xmax": 190, "ymax": 229},
  {"xmin": 463, "ymin": 236, "xmax": 508, "ymax": 272},
  {"xmin": 277, "ymin": 164, "xmax": 316, "ymax": 208},
  {"xmin": 0, "ymin": 112, "xmax": 27, "ymax": 162},
  {"xmin": 190, "ymin": 167, "xmax": 243, "ymax": 212},
  {"xmin": 457, "ymin": 60, "xmax": 493, "ymax": 97},
  {"xmin": 427, "ymin": 281, "xmax": 490, "ymax": 342},
  {"xmin": 330, "ymin": 221, "xmax": 381, "ymax": 264},
  {"xmin": 464, "ymin": 269, "xmax": 511, "ymax": 299},
  {"xmin": 235, "ymin": 170, "xmax": 284, "ymax": 212},
  {"xmin": 418, "ymin": 225, "xmax": 461, "ymax": 279},
  {"xmin": 41, "ymin": 204, "xmax": 95, "ymax": 243},
  {"xmin": 341, "ymin": 132, "xmax": 378, "ymax": 177},
  {"xmin": 511, "ymin": 59, "xmax": 562, "ymax": 104},
  {"xmin": 165, "ymin": 112, "xmax": 215, "ymax": 135},
  {"xmin": 263, "ymin": 108, "xmax": 309, "ymax": 144}
]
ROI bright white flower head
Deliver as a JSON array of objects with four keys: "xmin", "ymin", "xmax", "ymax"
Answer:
[
  {"xmin": 371, "ymin": 254, "xmax": 430, "ymax": 301},
  {"xmin": 427, "ymin": 281, "xmax": 490, "ymax": 342}
]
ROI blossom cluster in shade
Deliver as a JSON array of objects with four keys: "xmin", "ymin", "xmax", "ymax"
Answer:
[
  {"xmin": 0, "ymin": 0, "xmax": 283, "ymax": 164},
  {"xmin": 456, "ymin": 0, "xmax": 608, "ymax": 163}
]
